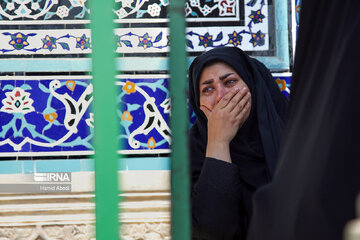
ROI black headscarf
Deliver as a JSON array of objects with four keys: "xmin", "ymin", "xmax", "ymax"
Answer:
[{"xmin": 188, "ymin": 47, "xmax": 288, "ymax": 188}]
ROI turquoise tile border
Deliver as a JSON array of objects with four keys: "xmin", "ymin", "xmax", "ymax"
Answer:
[
  {"xmin": 0, "ymin": 161, "xmax": 22, "ymax": 174},
  {"xmin": 80, "ymin": 159, "xmax": 94, "ymax": 172},
  {"xmin": 36, "ymin": 159, "xmax": 82, "ymax": 172},
  {"xmin": 124, "ymin": 157, "xmax": 170, "ymax": 171},
  {"xmin": 23, "ymin": 161, "xmax": 35, "ymax": 174},
  {"xmin": 0, "ymin": 59, "xmax": 91, "ymax": 72},
  {"xmin": 0, "ymin": 158, "xmax": 170, "ymax": 174}
]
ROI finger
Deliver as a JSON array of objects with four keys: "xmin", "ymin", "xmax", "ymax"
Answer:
[
  {"xmin": 235, "ymin": 100, "xmax": 251, "ymax": 121},
  {"xmin": 226, "ymin": 87, "xmax": 249, "ymax": 112},
  {"xmin": 216, "ymin": 87, "xmax": 240, "ymax": 109},
  {"xmin": 200, "ymin": 105, "xmax": 211, "ymax": 118},
  {"xmin": 231, "ymin": 91, "xmax": 251, "ymax": 116}
]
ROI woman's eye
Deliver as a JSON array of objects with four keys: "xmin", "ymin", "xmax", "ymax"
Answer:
[
  {"xmin": 202, "ymin": 87, "xmax": 213, "ymax": 93},
  {"xmin": 225, "ymin": 79, "xmax": 237, "ymax": 86}
]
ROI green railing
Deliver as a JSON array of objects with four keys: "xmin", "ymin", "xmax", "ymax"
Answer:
[
  {"xmin": 169, "ymin": 0, "xmax": 191, "ymax": 238},
  {"xmin": 91, "ymin": 0, "xmax": 121, "ymax": 239},
  {"xmin": 90, "ymin": 0, "xmax": 190, "ymax": 239}
]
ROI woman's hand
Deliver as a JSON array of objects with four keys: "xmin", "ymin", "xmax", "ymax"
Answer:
[{"xmin": 200, "ymin": 87, "xmax": 251, "ymax": 162}]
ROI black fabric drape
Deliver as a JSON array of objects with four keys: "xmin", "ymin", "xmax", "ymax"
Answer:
[{"xmin": 247, "ymin": 1, "xmax": 360, "ymax": 240}]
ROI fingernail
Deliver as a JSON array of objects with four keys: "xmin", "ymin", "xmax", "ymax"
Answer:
[{"xmin": 241, "ymin": 87, "xmax": 248, "ymax": 93}]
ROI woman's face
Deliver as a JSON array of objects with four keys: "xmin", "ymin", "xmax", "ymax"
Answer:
[{"xmin": 199, "ymin": 62, "xmax": 250, "ymax": 118}]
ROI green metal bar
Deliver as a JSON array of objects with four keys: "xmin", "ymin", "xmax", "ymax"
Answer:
[
  {"xmin": 169, "ymin": 0, "xmax": 191, "ymax": 239},
  {"xmin": 90, "ymin": 0, "xmax": 120, "ymax": 239}
]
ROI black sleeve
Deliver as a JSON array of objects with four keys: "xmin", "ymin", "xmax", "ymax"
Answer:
[{"xmin": 191, "ymin": 157, "xmax": 246, "ymax": 240}]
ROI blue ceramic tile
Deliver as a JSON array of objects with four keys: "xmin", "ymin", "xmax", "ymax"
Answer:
[
  {"xmin": 118, "ymin": 158, "xmax": 127, "ymax": 170},
  {"xmin": 80, "ymin": 159, "xmax": 94, "ymax": 171},
  {"xmin": 35, "ymin": 159, "xmax": 81, "ymax": 173},
  {"xmin": 0, "ymin": 77, "xmax": 94, "ymax": 156},
  {"xmin": 0, "ymin": 60, "xmax": 91, "ymax": 73},
  {"xmin": 124, "ymin": 157, "xmax": 170, "ymax": 171},
  {"xmin": 23, "ymin": 160, "xmax": 35, "ymax": 174},
  {"xmin": 272, "ymin": 73, "xmax": 292, "ymax": 98},
  {"xmin": 0, "ymin": 1, "xmax": 90, "ymax": 21},
  {"xmin": 117, "ymin": 76, "xmax": 171, "ymax": 154},
  {"xmin": 0, "ymin": 161, "xmax": 22, "ymax": 174}
]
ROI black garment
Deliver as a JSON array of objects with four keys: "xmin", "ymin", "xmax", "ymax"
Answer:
[
  {"xmin": 247, "ymin": 1, "xmax": 360, "ymax": 240},
  {"xmin": 188, "ymin": 47, "xmax": 288, "ymax": 239}
]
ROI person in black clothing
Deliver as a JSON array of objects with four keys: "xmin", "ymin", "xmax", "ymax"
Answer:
[
  {"xmin": 188, "ymin": 46, "xmax": 288, "ymax": 239},
  {"xmin": 246, "ymin": 1, "xmax": 360, "ymax": 239}
]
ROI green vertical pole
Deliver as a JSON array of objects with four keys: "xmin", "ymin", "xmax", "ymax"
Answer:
[
  {"xmin": 169, "ymin": 0, "xmax": 191, "ymax": 239},
  {"xmin": 90, "ymin": 0, "xmax": 120, "ymax": 239}
]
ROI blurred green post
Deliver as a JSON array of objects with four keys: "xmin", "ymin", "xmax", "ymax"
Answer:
[
  {"xmin": 169, "ymin": 0, "xmax": 191, "ymax": 239},
  {"xmin": 90, "ymin": 0, "xmax": 120, "ymax": 239}
]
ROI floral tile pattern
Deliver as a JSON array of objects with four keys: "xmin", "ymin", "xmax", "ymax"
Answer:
[
  {"xmin": 0, "ymin": 0, "xmax": 90, "ymax": 22},
  {"xmin": 0, "ymin": 75, "xmax": 172, "ymax": 156},
  {"xmin": 187, "ymin": 0, "xmax": 269, "ymax": 52},
  {"xmin": 0, "ymin": 30, "xmax": 91, "ymax": 55},
  {"xmin": 0, "ymin": 0, "xmax": 271, "ymax": 55},
  {"xmin": 0, "ymin": 76, "xmax": 93, "ymax": 156},
  {"xmin": 116, "ymin": 0, "xmax": 270, "ymax": 53},
  {"xmin": 117, "ymin": 75, "xmax": 171, "ymax": 154}
]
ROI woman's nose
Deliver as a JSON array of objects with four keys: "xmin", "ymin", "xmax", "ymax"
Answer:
[{"xmin": 215, "ymin": 85, "xmax": 226, "ymax": 103}]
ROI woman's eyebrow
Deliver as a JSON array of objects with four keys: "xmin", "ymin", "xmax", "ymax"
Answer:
[
  {"xmin": 201, "ymin": 79, "xmax": 213, "ymax": 85},
  {"xmin": 219, "ymin": 73, "xmax": 234, "ymax": 80},
  {"xmin": 201, "ymin": 73, "xmax": 235, "ymax": 85}
]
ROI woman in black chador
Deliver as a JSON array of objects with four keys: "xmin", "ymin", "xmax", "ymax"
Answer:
[{"xmin": 188, "ymin": 46, "xmax": 288, "ymax": 239}]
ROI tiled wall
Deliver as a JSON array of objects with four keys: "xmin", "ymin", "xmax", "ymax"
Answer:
[{"xmin": 0, "ymin": 0, "xmax": 294, "ymax": 173}]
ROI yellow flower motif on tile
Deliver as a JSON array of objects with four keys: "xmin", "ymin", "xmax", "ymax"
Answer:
[
  {"xmin": 9, "ymin": 32, "xmax": 29, "ymax": 50},
  {"xmin": 121, "ymin": 111, "xmax": 133, "ymax": 122},
  {"xmin": 276, "ymin": 78, "xmax": 287, "ymax": 91},
  {"xmin": 44, "ymin": 112, "xmax": 58, "ymax": 123},
  {"xmin": 123, "ymin": 81, "xmax": 136, "ymax": 94},
  {"xmin": 147, "ymin": 137, "xmax": 156, "ymax": 149},
  {"xmin": 42, "ymin": 35, "xmax": 56, "ymax": 50}
]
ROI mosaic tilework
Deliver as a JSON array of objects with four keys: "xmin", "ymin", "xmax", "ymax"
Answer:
[
  {"xmin": 0, "ymin": 75, "xmax": 172, "ymax": 156},
  {"xmin": 0, "ymin": 30, "xmax": 91, "ymax": 55},
  {"xmin": 117, "ymin": 75, "xmax": 171, "ymax": 154},
  {"xmin": 115, "ymin": 28, "xmax": 169, "ymax": 53},
  {"xmin": 186, "ymin": 0, "xmax": 269, "ymax": 52},
  {"xmin": 0, "ymin": 0, "xmax": 289, "ymax": 71},
  {"xmin": 0, "ymin": 23, "xmax": 266, "ymax": 55},
  {"xmin": 0, "ymin": 76, "xmax": 93, "ymax": 156},
  {"xmin": 0, "ymin": 0, "xmax": 89, "ymax": 22},
  {"xmin": 114, "ymin": 0, "xmax": 240, "ymax": 22},
  {"xmin": 116, "ymin": 0, "xmax": 270, "ymax": 53},
  {"xmin": 0, "ymin": 74, "xmax": 290, "ymax": 156},
  {"xmin": 272, "ymin": 73, "xmax": 291, "ymax": 98}
]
